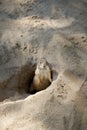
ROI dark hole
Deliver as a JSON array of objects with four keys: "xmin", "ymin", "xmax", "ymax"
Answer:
[{"xmin": 29, "ymin": 89, "xmax": 37, "ymax": 94}]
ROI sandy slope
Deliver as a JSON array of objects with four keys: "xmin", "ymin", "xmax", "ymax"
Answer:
[{"xmin": 0, "ymin": 0, "xmax": 87, "ymax": 130}]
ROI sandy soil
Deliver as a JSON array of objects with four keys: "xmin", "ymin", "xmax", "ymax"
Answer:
[{"xmin": 0, "ymin": 0, "xmax": 87, "ymax": 130}]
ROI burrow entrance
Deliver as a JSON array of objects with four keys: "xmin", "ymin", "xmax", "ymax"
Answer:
[
  {"xmin": 0, "ymin": 62, "xmax": 58, "ymax": 102},
  {"xmin": 0, "ymin": 63, "xmax": 36, "ymax": 102}
]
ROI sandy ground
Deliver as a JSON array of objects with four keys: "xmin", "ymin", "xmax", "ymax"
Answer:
[{"xmin": 0, "ymin": 0, "xmax": 87, "ymax": 130}]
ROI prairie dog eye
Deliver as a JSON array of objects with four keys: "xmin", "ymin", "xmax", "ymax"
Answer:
[{"xmin": 40, "ymin": 61, "xmax": 42, "ymax": 64}]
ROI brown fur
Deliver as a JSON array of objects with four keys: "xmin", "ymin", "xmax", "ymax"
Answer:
[{"xmin": 30, "ymin": 58, "xmax": 52, "ymax": 93}]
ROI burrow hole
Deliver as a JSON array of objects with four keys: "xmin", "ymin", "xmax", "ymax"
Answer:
[{"xmin": 0, "ymin": 62, "xmax": 58, "ymax": 102}]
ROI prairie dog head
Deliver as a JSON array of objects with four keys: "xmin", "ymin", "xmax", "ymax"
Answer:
[{"xmin": 37, "ymin": 58, "xmax": 49, "ymax": 70}]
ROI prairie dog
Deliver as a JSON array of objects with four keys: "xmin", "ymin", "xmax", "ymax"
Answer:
[{"xmin": 30, "ymin": 58, "xmax": 52, "ymax": 92}]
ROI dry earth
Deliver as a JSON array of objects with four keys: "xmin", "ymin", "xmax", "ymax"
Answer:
[{"xmin": 0, "ymin": 0, "xmax": 87, "ymax": 130}]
